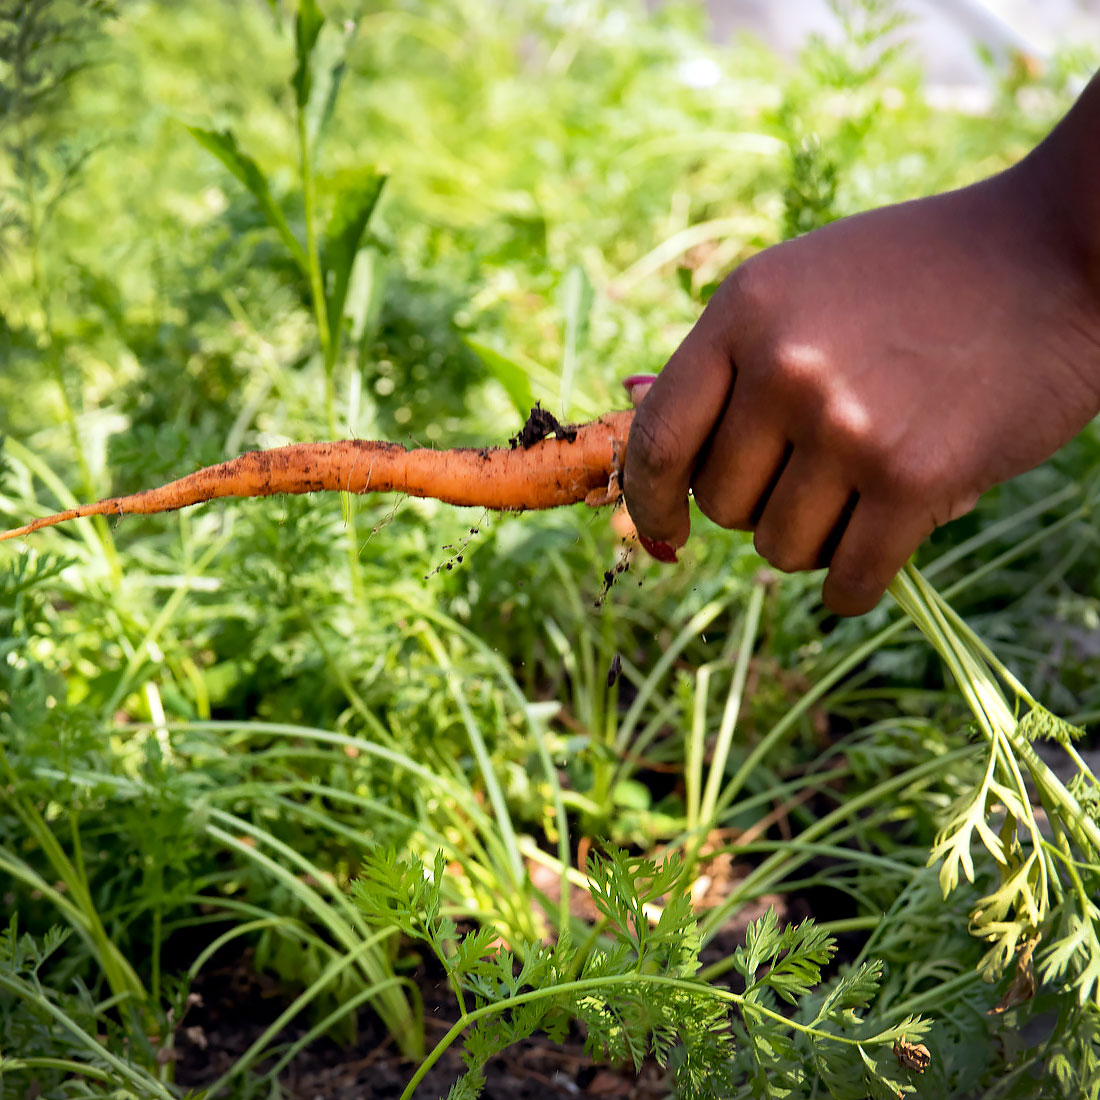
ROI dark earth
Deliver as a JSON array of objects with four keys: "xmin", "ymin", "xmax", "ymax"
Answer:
[
  {"xmin": 509, "ymin": 404, "xmax": 577, "ymax": 450},
  {"xmin": 174, "ymin": 948, "xmax": 668, "ymax": 1100},
  {"xmin": 172, "ymin": 870, "xmax": 796, "ymax": 1099}
]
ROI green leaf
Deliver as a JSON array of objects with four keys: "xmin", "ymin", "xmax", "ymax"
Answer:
[
  {"xmin": 464, "ymin": 338, "xmax": 535, "ymax": 417},
  {"xmin": 186, "ymin": 126, "xmax": 307, "ymax": 273},
  {"xmin": 611, "ymin": 778, "xmax": 650, "ymax": 810},
  {"xmin": 1017, "ymin": 705, "xmax": 1085, "ymax": 746},
  {"xmin": 1042, "ymin": 899, "xmax": 1100, "ymax": 1007},
  {"xmin": 343, "ymin": 246, "xmax": 387, "ymax": 349},
  {"xmin": 557, "ymin": 263, "xmax": 593, "ymax": 417},
  {"xmin": 759, "ymin": 920, "xmax": 835, "ymax": 1004},
  {"xmin": 322, "ymin": 170, "xmax": 386, "ymax": 353},
  {"xmin": 929, "ymin": 783, "xmax": 1006, "ymax": 894},
  {"xmin": 313, "ymin": 18, "xmax": 358, "ymax": 149},
  {"xmin": 445, "ymin": 1069, "xmax": 486, "ymax": 1100},
  {"xmin": 353, "ymin": 848, "xmax": 440, "ymax": 945},
  {"xmin": 810, "ymin": 960, "xmax": 883, "ymax": 1027},
  {"xmin": 293, "ymin": 0, "xmax": 325, "ymax": 109},
  {"xmin": 444, "ymin": 926, "xmax": 500, "ymax": 983}
]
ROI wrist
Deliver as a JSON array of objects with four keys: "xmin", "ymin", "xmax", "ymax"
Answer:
[{"xmin": 1016, "ymin": 73, "xmax": 1100, "ymax": 309}]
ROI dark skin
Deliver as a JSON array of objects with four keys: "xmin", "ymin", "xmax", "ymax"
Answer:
[{"xmin": 624, "ymin": 73, "xmax": 1100, "ymax": 616}]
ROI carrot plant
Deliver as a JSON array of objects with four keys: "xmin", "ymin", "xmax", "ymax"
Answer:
[{"xmin": 354, "ymin": 846, "xmax": 931, "ymax": 1100}]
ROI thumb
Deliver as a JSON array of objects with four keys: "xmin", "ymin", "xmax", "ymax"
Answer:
[{"xmin": 622, "ymin": 374, "xmax": 680, "ymax": 564}]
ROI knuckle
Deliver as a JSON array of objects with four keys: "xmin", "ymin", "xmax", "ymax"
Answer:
[
  {"xmin": 769, "ymin": 336, "xmax": 826, "ymax": 395},
  {"xmin": 806, "ymin": 389, "xmax": 884, "ymax": 459},
  {"xmin": 756, "ymin": 334, "xmax": 836, "ymax": 428},
  {"xmin": 937, "ymin": 492, "xmax": 980, "ymax": 526},
  {"xmin": 753, "ymin": 528, "xmax": 812, "ymax": 574},
  {"xmin": 880, "ymin": 454, "xmax": 942, "ymax": 502},
  {"xmin": 708, "ymin": 253, "xmax": 789, "ymax": 355},
  {"xmin": 692, "ymin": 480, "xmax": 753, "ymax": 531},
  {"xmin": 822, "ymin": 400, "xmax": 871, "ymax": 452},
  {"xmin": 723, "ymin": 250, "xmax": 783, "ymax": 317}
]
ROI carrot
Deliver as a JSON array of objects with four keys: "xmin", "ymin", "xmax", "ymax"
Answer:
[{"xmin": 0, "ymin": 409, "xmax": 635, "ymax": 543}]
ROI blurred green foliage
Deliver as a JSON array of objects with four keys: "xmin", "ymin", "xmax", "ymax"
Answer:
[{"xmin": 1, "ymin": 1, "xmax": 1098, "ymax": 1097}]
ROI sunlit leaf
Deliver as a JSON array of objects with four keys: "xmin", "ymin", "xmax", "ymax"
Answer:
[
  {"xmin": 322, "ymin": 170, "xmax": 386, "ymax": 353},
  {"xmin": 185, "ymin": 125, "xmax": 307, "ymax": 272},
  {"xmin": 292, "ymin": 0, "xmax": 325, "ymax": 109},
  {"xmin": 464, "ymin": 338, "xmax": 535, "ymax": 417}
]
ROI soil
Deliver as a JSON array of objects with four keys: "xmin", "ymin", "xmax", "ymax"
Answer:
[
  {"xmin": 173, "ymin": 948, "xmax": 668, "ymax": 1100},
  {"xmin": 171, "ymin": 871, "xmax": 794, "ymax": 1100},
  {"xmin": 509, "ymin": 404, "xmax": 577, "ymax": 449}
]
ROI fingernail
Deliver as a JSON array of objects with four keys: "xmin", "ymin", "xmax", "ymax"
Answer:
[
  {"xmin": 637, "ymin": 534, "xmax": 679, "ymax": 563},
  {"xmin": 622, "ymin": 374, "xmax": 658, "ymax": 404}
]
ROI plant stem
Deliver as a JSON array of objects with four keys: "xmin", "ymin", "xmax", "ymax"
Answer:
[
  {"xmin": 0, "ymin": 1057, "xmax": 116, "ymax": 1083},
  {"xmin": 699, "ymin": 746, "xmax": 975, "ymax": 941},
  {"xmin": 298, "ymin": 107, "xmax": 335, "ymax": 433},
  {"xmin": 698, "ymin": 579, "xmax": 765, "ymax": 831},
  {"xmin": 0, "ymin": 776, "xmax": 146, "ymax": 1012},
  {"xmin": 418, "ymin": 623, "xmax": 525, "ymax": 889},
  {"xmin": 889, "ymin": 564, "xmax": 1100, "ymax": 855},
  {"xmin": 0, "ymin": 973, "xmax": 173, "ymax": 1098},
  {"xmin": 297, "ymin": 93, "xmax": 364, "ymax": 601},
  {"xmin": 17, "ymin": 101, "xmax": 121, "ymax": 583},
  {"xmin": 201, "ymin": 932, "xmax": 400, "ymax": 1098},
  {"xmin": 396, "ymin": 971, "xmax": 895, "ymax": 1100}
]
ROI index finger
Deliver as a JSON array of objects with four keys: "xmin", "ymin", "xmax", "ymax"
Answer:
[{"xmin": 622, "ymin": 301, "xmax": 736, "ymax": 547}]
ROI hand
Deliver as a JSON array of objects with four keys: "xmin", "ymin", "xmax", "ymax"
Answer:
[{"xmin": 624, "ymin": 163, "xmax": 1100, "ymax": 615}]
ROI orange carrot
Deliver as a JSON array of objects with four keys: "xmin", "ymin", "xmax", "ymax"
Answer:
[{"xmin": 0, "ymin": 409, "xmax": 634, "ymax": 543}]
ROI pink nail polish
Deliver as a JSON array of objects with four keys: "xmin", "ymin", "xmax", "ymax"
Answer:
[
  {"xmin": 638, "ymin": 534, "xmax": 679, "ymax": 563},
  {"xmin": 622, "ymin": 374, "xmax": 658, "ymax": 402}
]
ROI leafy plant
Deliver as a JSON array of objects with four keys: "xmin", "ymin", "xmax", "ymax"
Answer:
[
  {"xmin": 186, "ymin": 0, "xmax": 383, "ymax": 439},
  {"xmin": 0, "ymin": 919, "xmax": 176, "ymax": 1099},
  {"xmin": 891, "ymin": 566, "xmax": 1100, "ymax": 1005},
  {"xmin": 355, "ymin": 846, "xmax": 935, "ymax": 1100}
]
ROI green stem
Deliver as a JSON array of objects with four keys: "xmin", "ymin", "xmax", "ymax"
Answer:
[
  {"xmin": 17, "ymin": 107, "xmax": 120, "ymax": 582},
  {"xmin": 418, "ymin": 623, "xmax": 525, "ymax": 889},
  {"xmin": 0, "ymin": 973, "xmax": 173, "ymax": 1098},
  {"xmin": 298, "ymin": 107, "xmax": 335, "ymax": 431},
  {"xmin": 685, "ymin": 664, "xmax": 709, "ymax": 834},
  {"xmin": 201, "ymin": 931, "xmax": 399, "ymax": 1098},
  {"xmin": 889, "ymin": 969, "xmax": 985, "ymax": 1017},
  {"xmin": 259, "ymin": 977, "xmax": 419, "ymax": 1085},
  {"xmin": 699, "ymin": 746, "xmax": 975, "ymax": 939},
  {"xmin": 890, "ymin": 565, "xmax": 1100, "ymax": 855},
  {"xmin": 698, "ymin": 580, "xmax": 765, "ymax": 830},
  {"xmin": 297, "ymin": 95, "xmax": 364, "ymax": 601},
  {"xmin": 0, "ymin": 1057, "xmax": 115, "ymax": 1083},
  {"xmin": 614, "ymin": 597, "xmax": 727, "ymax": 753},
  {"xmin": 0, "ymin": 778, "xmax": 146, "ymax": 1010},
  {"xmin": 397, "ymin": 972, "xmax": 893, "ymax": 1100},
  {"xmin": 304, "ymin": 615, "xmax": 396, "ymax": 744},
  {"xmin": 20, "ymin": 111, "xmax": 84, "ymax": 483},
  {"xmin": 151, "ymin": 902, "xmax": 162, "ymax": 1006},
  {"xmin": 204, "ymin": 815, "xmax": 420, "ymax": 1056}
]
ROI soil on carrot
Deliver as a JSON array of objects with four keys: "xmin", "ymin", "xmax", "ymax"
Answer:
[{"xmin": 509, "ymin": 403, "xmax": 578, "ymax": 449}]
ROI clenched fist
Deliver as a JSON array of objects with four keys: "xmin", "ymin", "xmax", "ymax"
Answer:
[{"xmin": 625, "ymin": 74, "xmax": 1100, "ymax": 615}]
